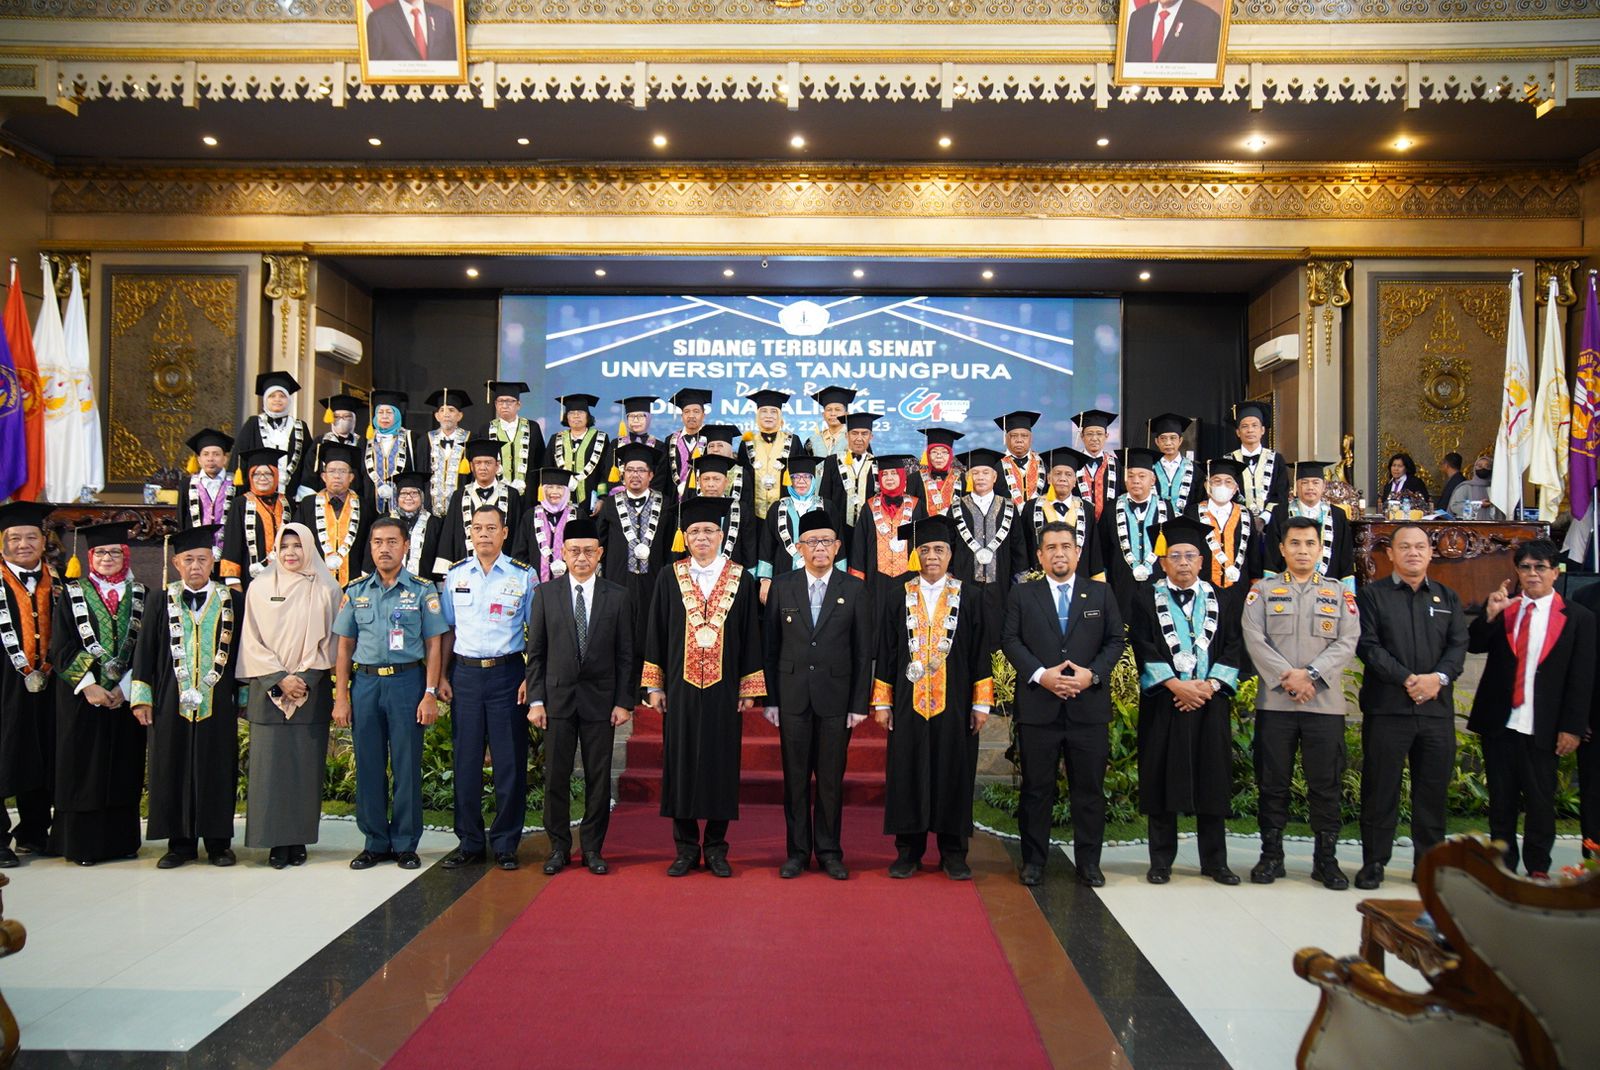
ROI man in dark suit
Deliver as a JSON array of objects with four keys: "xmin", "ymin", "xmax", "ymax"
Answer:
[
  {"xmin": 1467, "ymin": 539, "xmax": 1595, "ymax": 878},
  {"xmin": 365, "ymin": 0, "xmax": 458, "ymax": 63},
  {"xmin": 1567, "ymin": 579, "xmax": 1600, "ymax": 861},
  {"xmin": 526, "ymin": 518, "xmax": 636, "ymax": 875},
  {"xmin": 1000, "ymin": 520, "xmax": 1127, "ymax": 887},
  {"xmin": 1122, "ymin": 0, "xmax": 1223, "ymax": 66},
  {"xmin": 762, "ymin": 511, "xmax": 873, "ymax": 880}
]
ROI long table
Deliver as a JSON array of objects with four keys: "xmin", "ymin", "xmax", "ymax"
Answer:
[{"xmin": 1353, "ymin": 519, "xmax": 1549, "ymax": 606}]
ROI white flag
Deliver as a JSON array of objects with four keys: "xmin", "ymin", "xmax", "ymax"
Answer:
[
  {"xmin": 61, "ymin": 265, "xmax": 104, "ymax": 497},
  {"xmin": 1529, "ymin": 274, "xmax": 1571, "ymax": 521},
  {"xmin": 34, "ymin": 258, "xmax": 76, "ymax": 503},
  {"xmin": 1490, "ymin": 272, "xmax": 1534, "ymax": 520}
]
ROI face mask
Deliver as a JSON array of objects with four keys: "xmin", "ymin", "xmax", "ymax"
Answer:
[
  {"xmin": 1209, "ymin": 484, "xmax": 1235, "ymax": 504},
  {"xmin": 1475, "ymin": 468, "xmax": 1491, "ymax": 480},
  {"xmin": 332, "ymin": 416, "xmax": 355, "ymax": 436}
]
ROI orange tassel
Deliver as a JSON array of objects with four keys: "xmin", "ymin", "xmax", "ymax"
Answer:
[
  {"xmin": 965, "ymin": 471, "xmax": 973, "ymax": 493},
  {"xmin": 609, "ymin": 462, "xmax": 622, "ymax": 482},
  {"xmin": 919, "ymin": 447, "xmax": 928, "ymax": 466}
]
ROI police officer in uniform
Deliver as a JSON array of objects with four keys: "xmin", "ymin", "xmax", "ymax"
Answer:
[
  {"xmin": 333, "ymin": 517, "xmax": 450, "ymax": 871},
  {"xmin": 1240, "ymin": 515, "xmax": 1360, "ymax": 890}
]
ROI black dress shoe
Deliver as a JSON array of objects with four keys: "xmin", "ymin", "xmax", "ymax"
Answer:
[
  {"xmin": 1354, "ymin": 862, "xmax": 1385, "ymax": 890},
  {"xmin": 941, "ymin": 858, "xmax": 973, "ymax": 881},
  {"xmin": 349, "ymin": 850, "xmax": 394, "ymax": 870},
  {"xmin": 779, "ymin": 857, "xmax": 805, "ymax": 879},
  {"xmin": 0, "ymin": 847, "xmax": 19, "ymax": 868},
  {"xmin": 1204, "ymin": 866, "xmax": 1242, "ymax": 886},
  {"xmin": 706, "ymin": 854, "xmax": 733, "ymax": 878},
  {"xmin": 822, "ymin": 859, "xmax": 848, "ymax": 881},
  {"xmin": 666, "ymin": 854, "xmax": 698, "ymax": 877},
  {"xmin": 75, "ymin": 858, "xmax": 95, "ymax": 867},
  {"xmin": 1146, "ymin": 866, "xmax": 1171, "ymax": 885},
  {"xmin": 157, "ymin": 850, "xmax": 194, "ymax": 869},
  {"xmin": 543, "ymin": 851, "xmax": 569, "ymax": 876},
  {"xmin": 288, "ymin": 845, "xmax": 307, "ymax": 867},
  {"xmin": 495, "ymin": 853, "xmax": 519, "ymax": 871},
  {"xmin": 396, "ymin": 852, "xmax": 421, "ymax": 870},
  {"xmin": 209, "ymin": 848, "xmax": 237, "ymax": 867},
  {"xmin": 888, "ymin": 859, "xmax": 918, "ymax": 879},
  {"xmin": 442, "ymin": 849, "xmax": 487, "ymax": 870},
  {"xmin": 1019, "ymin": 864, "xmax": 1044, "ymax": 886},
  {"xmin": 1076, "ymin": 863, "xmax": 1106, "ymax": 887},
  {"xmin": 583, "ymin": 853, "xmax": 609, "ymax": 875},
  {"xmin": 268, "ymin": 847, "xmax": 289, "ymax": 870},
  {"xmin": 14, "ymin": 841, "xmax": 45, "ymax": 856}
]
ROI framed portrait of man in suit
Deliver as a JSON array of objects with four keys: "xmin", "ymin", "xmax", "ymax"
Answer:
[
  {"xmin": 357, "ymin": 0, "xmax": 468, "ymax": 85},
  {"xmin": 1114, "ymin": 0, "xmax": 1231, "ymax": 88}
]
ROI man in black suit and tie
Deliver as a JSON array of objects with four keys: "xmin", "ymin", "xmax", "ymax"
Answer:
[
  {"xmin": 365, "ymin": 0, "xmax": 459, "ymax": 63},
  {"xmin": 1122, "ymin": 0, "xmax": 1223, "ymax": 66},
  {"xmin": 526, "ymin": 518, "xmax": 636, "ymax": 876},
  {"xmin": 1467, "ymin": 539, "xmax": 1595, "ymax": 879},
  {"xmin": 762, "ymin": 511, "xmax": 873, "ymax": 880},
  {"xmin": 1001, "ymin": 521, "xmax": 1127, "ymax": 887}
]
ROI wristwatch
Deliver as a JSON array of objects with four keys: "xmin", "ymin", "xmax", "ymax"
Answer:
[
  {"xmin": 1435, "ymin": 672, "xmax": 1450, "ymax": 686},
  {"xmin": 424, "ymin": 686, "xmax": 438, "ymax": 696},
  {"xmin": 1306, "ymin": 667, "xmax": 1322, "ymax": 684},
  {"xmin": 1091, "ymin": 672, "xmax": 1101, "ymax": 687}
]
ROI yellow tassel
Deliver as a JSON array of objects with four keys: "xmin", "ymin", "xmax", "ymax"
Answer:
[
  {"xmin": 1046, "ymin": 484, "xmax": 1057, "ymax": 501},
  {"xmin": 366, "ymin": 424, "xmax": 375, "ymax": 441},
  {"xmin": 66, "ymin": 555, "xmax": 82, "ymax": 579},
  {"xmin": 323, "ymin": 407, "xmax": 333, "ymax": 425},
  {"xmin": 672, "ymin": 528, "xmax": 685, "ymax": 552},
  {"xmin": 186, "ymin": 455, "xmax": 199, "ymax": 475},
  {"xmin": 458, "ymin": 457, "xmax": 470, "ymax": 475},
  {"xmin": 688, "ymin": 470, "xmax": 697, "ymax": 490},
  {"xmin": 783, "ymin": 468, "xmax": 792, "ymax": 487},
  {"xmin": 609, "ymin": 463, "xmax": 622, "ymax": 482},
  {"xmin": 907, "ymin": 546, "xmax": 921, "ymax": 572},
  {"xmin": 1154, "ymin": 532, "xmax": 1168, "ymax": 556},
  {"xmin": 742, "ymin": 430, "xmax": 754, "ymax": 442},
  {"xmin": 617, "ymin": 418, "xmax": 628, "ymax": 438},
  {"xmin": 233, "ymin": 467, "xmax": 244, "ymax": 487},
  {"xmin": 965, "ymin": 471, "xmax": 973, "ymax": 493},
  {"xmin": 920, "ymin": 447, "xmax": 928, "ymax": 466}
]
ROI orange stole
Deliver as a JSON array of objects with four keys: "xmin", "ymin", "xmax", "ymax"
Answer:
[
  {"xmin": 1, "ymin": 567, "xmax": 52, "ymax": 673},
  {"xmin": 1203, "ymin": 507, "xmax": 1242, "ymax": 587},
  {"xmin": 320, "ymin": 494, "xmax": 356, "ymax": 585},
  {"xmin": 870, "ymin": 495, "xmax": 920, "ymax": 576},
  {"xmin": 921, "ymin": 470, "xmax": 959, "ymax": 515},
  {"xmin": 909, "ymin": 580, "xmax": 955, "ymax": 719},
  {"xmin": 1001, "ymin": 453, "xmax": 1040, "ymax": 508}
]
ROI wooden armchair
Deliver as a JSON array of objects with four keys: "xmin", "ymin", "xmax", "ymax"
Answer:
[{"xmin": 1293, "ymin": 835, "xmax": 1600, "ymax": 1070}]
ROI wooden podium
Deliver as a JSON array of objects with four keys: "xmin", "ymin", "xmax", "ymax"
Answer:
[{"xmin": 1353, "ymin": 519, "xmax": 1549, "ymax": 606}]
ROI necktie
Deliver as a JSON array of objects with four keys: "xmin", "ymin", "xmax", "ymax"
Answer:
[
  {"xmin": 575, "ymin": 585, "xmax": 589, "ymax": 660},
  {"xmin": 1151, "ymin": 9, "xmax": 1170, "ymax": 62},
  {"xmin": 1057, "ymin": 583, "xmax": 1071, "ymax": 634},
  {"xmin": 1175, "ymin": 588, "xmax": 1195, "ymax": 609},
  {"xmin": 1511, "ymin": 603, "xmax": 1533, "ymax": 707},
  {"xmin": 810, "ymin": 580, "xmax": 825, "ymax": 626},
  {"xmin": 183, "ymin": 589, "xmax": 206, "ymax": 612},
  {"xmin": 410, "ymin": 4, "xmax": 427, "ymax": 58}
]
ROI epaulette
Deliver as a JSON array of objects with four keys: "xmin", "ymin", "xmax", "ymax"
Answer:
[
  {"xmin": 450, "ymin": 555, "xmax": 473, "ymax": 569},
  {"xmin": 346, "ymin": 572, "xmax": 370, "ymax": 586},
  {"xmin": 506, "ymin": 556, "xmax": 533, "ymax": 571}
]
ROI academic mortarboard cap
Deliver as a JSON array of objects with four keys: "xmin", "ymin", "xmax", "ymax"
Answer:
[
  {"xmin": 994, "ymin": 410, "xmax": 1041, "ymax": 432},
  {"xmin": 1070, "ymin": 409, "xmax": 1117, "ymax": 431},
  {"xmin": 394, "ymin": 472, "xmax": 430, "ymax": 493},
  {"xmin": 425, "ymin": 388, "xmax": 474, "ymax": 411},
  {"xmin": 255, "ymin": 371, "xmax": 300, "ymax": 397},
  {"xmin": 614, "ymin": 442, "xmax": 662, "ymax": 469},
  {"xmin": 318, "ymin": 442, "xmax": 360, "ymax": 470},
  {"xmin": 670, "ymin": 388, "xmax": 712, "ymax": 409},
  {"xmin": 1149, "ymin": 412, "xmax": 1193, "ymax": 438},
  {"xmin": 679, "ymin": 495, "xmax": 732, "ymax": 529},
  {"xmin": 918, "ymin": 425, "xmax": 965, "ymax": 448},
  {"xmin": 79, "ymin": 522, "xmax": 133, "ymax": 550},
  {"xmin": 875, "ymin": 454, "xmax": 915, "ymax": 471},
  {"xmin": 538, "ymin": 467, "xmax": 575, "ymax": 487},
  {"xmin": 798, "ymin": 510, "xmax": 836, "ymax": 537},
  {"xmin": 693, "ymin": 454, "xmax": 736, "ymax": 476},
  {"xmin": 1232, "ymin": 400, "xmax": 1271, "ymax": 428},
  {"xmin": 1207, "ymin": 457, "xmax": 1245, "ymax": 483},
  {"xmin": 170, "ymin": 524, "xmax": 221, "ymax": 556},
  {"xmin": 369, "ymin": 389, "xmax": 409, "ymax": 412},
  {"xmin": 1294, "ymin": 460, "xmax": 1332, "ymax": 481},
  {"xmin": 616, "ymin": 395, "xmax": 658, "ymax": 414},
  {"xmin": 1044, "ymin": 446, "xmax": 1092, "ymax": 472},
  {"xmin": 486, "ymin": 380, "xmax": 530, "ymax": 403},
  {"xmin": 464, "ymin": 438, "xmax": 503, "ymax": 461},
  {"xmin": 0, "ymin": 502, "xmax": 53, "ymax": 534},
  {"xmin": 238, "ymin": 447, "xmax": 287, "ymax": 472},
  {"xmin": 959, "ymin": 448, "xmax": 1004, "ymax": 472},
  {"xmin": 319, "ymin": 393, "xmax": 365, "ymax": 415},
  {"xmin": 701, "ymin": 424, "xmax": 741, "ymax": 445},
  {"xmin": 185, "ymin": 428, "xmax": 234, "ymax": 456},
  {"xmin": 845, "ymin": 412, "xmax": 883, "ymax": 432},
  {"xmin": 557, "ymin": 393, "xmax": 600, "ymax": 413},
  {"xmin": 811, "ymin": 386, "xmax": 857, "ymax": 408},
  {"xmin": 786, "ymin": 453, "xmax": 823, "ymax": 477},
  {"xmin": 564, "ymin": 517, "xmax": 600, "ymax": 542},
  {"xmin": 899, "ymin": 514, "xmax": 957, "ymax": 548},
  {"xmin": 1157, "ymin": 516, "xmax": 1210, "ymax": 553},
  {"xmin": 745, "ymin": 389, "xmax": 791, "ymax": 409},
  {"xmin": 1123, "ymin": 447, "xmax": 1159, "ymax": 472}
]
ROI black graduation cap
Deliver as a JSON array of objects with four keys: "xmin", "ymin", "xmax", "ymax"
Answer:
[
  {"xmin": 1208, "ymin": 457, "xmax": 1245, "ymax": 483},
  {"xmin": 320, "ymin": 393, "xmax": 366, "ymax": 416},
  {"xmin": 369, "ymin": 389, "xmax": 409, "ymax": 413},
  {"xmin": 394, "ymin": 472, "xmax": 430, "ymax": 494},
  {"xmin": 875, "ymin": 454, "xmax": 915, "ymax": 471},
  {"xmin": 170, "ymin": 524, "xmax": 221, "ymax": 557},
  {"xmin": 0, "ymin": 501, "xmax": 53, "ymax": 533},
  {"xmin": 464, "ymin": 438, "xmax": 503, "ymax": 461},
  {"xmin": 899, "ymin": 514, "xmax": 957, "ymax": 548},
  {"xmin": 1123, "ymin": 447, "xmax": 1159, "ymax": 472},
  {"xmin": 745, "ymin": 389, "xmax": 791, "ymax": 409},
  {"xmin": 679, "ymin": 495, "xmax": 732, "ymax": 530},
  {"xmin": 787, "ymin": 453, "xmax": 823, "ymax": 477},
  {"xmin": 564, "ymin": 517, "xmax": 600, "ymax": 542},
  {"xmin": 919, "ymin": 425, "xmax": 965, "ymax": 448},
  {"xmin": 798, "ymin": 510, "xmax": 836, "ymax": 536},
  {"xmin": 845, "ymin": 412, "xmax": 883, "ymax": 432},
  {"xmin": 959, "ymin": 448, "xmax": 1004, "ymax": 472},
  {"xmin": 238, "ymin": 447, "xmax": 287, "ymax": 473},
  {"xmin": 1071, "ymin": 409, "xmax": 1117, "ymax": 431},
  {"xmin": 185, "ymin": 428, "xmax": 234, "ymax": 455},
  {"xmin": 616, "ymin": 395, "xmax": 657, "ymax": 415},
  {"xmin": 613, "ymin": 442, "xmax": 662, "ymax": 470},
  {"xmin": 255, "ymin": 371, "xmax": 300, "ymax": 397},
  {"xmin": 670, "ymin": 387, "xmax": 712, "ymax": 409},
  {"xmin": 994, "ymin": 410, "xmax": 1041, "ymax": 432},
  {"xmin": 701, "ymin": 424, "xmax": 741, "ymax": 445},
  {"xmin": 1149, "ymin": 412, "xmax": 1193, "ymax": 439},
  {"xmin": 1232, "ymin": 401, "xmax": 1271, "ymax": 429},
  {"xmin": 1294, "ymin": 460, "xmax": 1332, "ymax": 481},
  {"xmin": 1157, "ymin": 516, "xmax": 1210, "ymax": 554},
  {"xmin": 557, "ymin": 393, "xmax": 600, "ymax": 413},
  {"xmin": 426, "ymin": 388, "xmax": 474, "ymax": 411},
  {"xmin": 538, "ymin": 467, "xmax": 575, "ymax": 488},
  {"xmin": 79, "ymin": 521, "xmax": 133, "ymax": 550},
  {"xmin": 811, "ymin": 386, "xmax": 857, "ymax": 408},
  {"xmin": 693, "ymin": 454, "xmax": 736, "ymax": 477},
  {"xmin": 318, "ymin": 442, "xmax": 360, "ymax": 471},
  {"xmin": 486, "ymin": 380, "xmax": 530, "ymax": 403},
  {"xmin": 1043, "ymin": 446, "xmax": 1092, "ymax": 472}
]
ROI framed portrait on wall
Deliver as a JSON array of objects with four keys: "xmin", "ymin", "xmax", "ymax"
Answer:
[
  {"xmin": 1113, "ymin": 0, "xmax": 1232, "ymax": 88},
  {"xmin": 357, "ymin": 0, "xmax": 468, "ymax": 85}
]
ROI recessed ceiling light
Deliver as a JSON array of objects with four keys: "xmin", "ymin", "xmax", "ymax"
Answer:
[
  {"xmin": 852, "ymin": 268, "xmax": 865, "ymax": 279},
  {"xmin": 938, "ymin": 136, "xmax": 952, "ymax": 149},
  {"xmin": 652, "ymin": 133, "xmax": 668, "ymax": 148},
  {"xmin": 953, "ymin": 84, "xmax": 967, "ymax": 97},
  {"xmin": 1138, "ymin": 271, "xmax": 1152, "ymax": 282},
  {"xmin": 1391, "ymin": 136, "xmax": 1415, "ymax": 151},
  {"xmin": 201, "ymin": 135, "xmax": 218, "ymax": 147},
  {"xmin": 981, "ymin": 269, "xmax": 995, "ymax": 280},
  {"xmin": 367, "ymin": 137, "xmax": 382, "ymax": 147},
  {"xmin": 594, "ymin": 268, "xmax": 607, "ymax": 277},
  {"xmin": 790, "ymin": 134, "xmax": 806, "ymax": 149},
  {"xmin": 516, "ymin": 137, "xmax": 530, "ymax": 146},
  {"xmin": 1243, "ymin": 135, "xmax": 1269, "ymax": 151},
  {"xmin": 1096, "ymin": 137, "xmax": 1110, "ymax": 148},
  {"xmin": 465, "ymin": 267, "xmax": 479, "ymax": 278},
  {"xmin": 723, "ymin": 268, "xmax": 735, "ymax": 277}
]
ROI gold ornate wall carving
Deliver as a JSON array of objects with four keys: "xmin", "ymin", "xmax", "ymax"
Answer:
[
  {"xmin": 104, "ymin": 269, "xmax": 243, "ymax": 486},
  {"xmin": 1375, "ymin": 278, "xmax": 1508, "ymax": 495}
]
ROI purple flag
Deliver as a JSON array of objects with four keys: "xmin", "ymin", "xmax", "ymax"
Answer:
[
  {"xmin": 0, "ymin": 322, "xmax": 29, "ymax": 501},
  {"xmin": 1570, "ymin": 274, "xmax": 1600, "ymax": 519}
]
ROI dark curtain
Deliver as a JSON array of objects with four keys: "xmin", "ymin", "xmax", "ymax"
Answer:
[
  {"xmin": 372, "ymin": 292, "xmax": 501, "ymax": 427},
  {"xmin": 1121, "ymin": 294, "xmax": 1249, "ymax": 462}
]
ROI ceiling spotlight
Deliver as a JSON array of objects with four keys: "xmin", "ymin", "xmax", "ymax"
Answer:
[
  {"xmin": 1243, "ymin": 135, "xmax": 1269, "ymax": 151},
  {"xmin": 594, "ymin": 268, "xmax": 607, "ymax": 277},
  {"xmin": 1391, "ymin": 136, "xmax": 1415, "ymax": 151},
  {"xmin": 516, "ymin": 137, "xmax": 530, "ymax": 146},
  {"xmin": 201, "ymin": 135, "xmax": 218, "ymax": 147},
  {"xmin": 852, "ymin": 268, "xmax": 865, "ymax": 279},
  {"xmin": 953, "ymin": 84, "xmax": 967, "ymax": 97},
  {"xmin": 465, "ymin": 267, "xmax": 480, "ymax": 278},
  {"xmin": 790, "ymin": 134, "xmax": 806, "ymax": 149},
  {"xmin": 1096, "ymin": 137, "xmax": 1110, "ymax": 148},
  {"xmin": 723, "ymin": 268, "xmax": 735, "ymax": 277},
  {"xmin": 981, "ymin": 269, "xmax": 995, "ymax": 280},
  {"xmin": 938, "ymin": 135, "xmax": 952, "ymax": 149},
  {"xmin": 1138, "ymin": 271, "xmax": 1152, "ymax": 282},
  {"xmin": 652, "ymin": 133, "xmax": 668, "ymax": 148},
  {"xmin": 367, "ymin": 136, "xmax": 382, "ymax": 146}
]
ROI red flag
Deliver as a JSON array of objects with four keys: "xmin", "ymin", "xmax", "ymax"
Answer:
[{"xmin": 3, "ymin": 260, "xmax": 44, "ymax": 502}]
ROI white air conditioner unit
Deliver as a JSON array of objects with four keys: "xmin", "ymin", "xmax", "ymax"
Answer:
[
  {"xmin": 1253, "ymin": 333, "xmax": 1298, "ymax": 372},
  {"xmin": 315, "ymin": 325, "xmax": 363, "ymax": 366}
]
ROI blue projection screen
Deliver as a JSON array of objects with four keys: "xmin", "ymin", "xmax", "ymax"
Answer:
[{"xmin": 499, "ymin": 294, "xmax": 1122, "ymax": 455}]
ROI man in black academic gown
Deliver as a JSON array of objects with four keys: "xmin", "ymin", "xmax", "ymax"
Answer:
[
  {"xmin": 1263, "ymin": 460, "xmax": 1356, "ymax": 592},
  {"xmin": 479, "ymin": 379, "xmax": 544, "ymax": 496},
  {"xmin": 1020, "ymin": 446, "xmax": 1100, "ymax": 578},
  {"xmin": 762, "ymin": 511, "xmax": 872, "ymax": 880},
  {"xmin": 438, "ymin": 437, "xmax": 525, "ymax": 567},
  {"xmin": 1129, "ymin": 516, "xmax": 1244, "ymax": 886},
  {"xmin": 655, "ymin": 387, "xmax": 711, "ymax": 499},
  {"xmin": 130, "ymin": 525, "xmax": 244, "ymax": 868},
  {"xmin": 177, "ymin": 428, "xmax": 234, "ymax": 564},
  {"xmin": 1097, "ymin": 447, "xmax": 1171, "ymax": 624},
  {"xmin": 641, "ymin": 496, "xmax": 766, "ymax": 878},
  {"xmin": 686, "ymin": 454, "xmax": 758, "ymax": 569},
  {"xmin": 1001, "ymin": 519, "xmax": 1126, "ymax": 887},
  {"xmin": 950, "ymin": 447, "xmax": 1029, "ymax": 627},
  {"xmin": 0, "ymin": 501, "xmax": 59, "ymax": 866},
  {"xmin": 1228, "ymin": 399, "xmax": 1289, "ymax": 529},
  {"xmin": 594, "ymin": 442, "xmax": 676, "ymax": 694},
  {"xmin": 871, "ymin": 514, "xmax": 996, "ymax": 880},
  {"xmin": 294, "ymin": 442, "xmax": 375, "ymax": 588},
  {"xmin": 817, "ymin": 412, "xmax": 883, "ymax": 543}
]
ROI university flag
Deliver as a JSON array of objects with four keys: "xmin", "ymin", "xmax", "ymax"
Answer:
[
  {"xmin": 1569, "ymin": 273, "xmax": 1600, "ymax": 520},
  {"xmin": 1529, "ymin": 274, "xmax": 1571, "ymax": 522},
  {"xmin": 1488, "ymin": 272, "xmax": 1532, "ymax": 521},
  {"xmin": 0, "ymin": 311, "xmax": 26, "ymax": 501},
  {"xmin": 62, "ymin": 264, "xmax": 104, "ymax": 497},
  {"xmin": 36, "ymin": 257, "xmax": 75, "ymax": 502},
  {"xmin": 3, "ymin": 261, "xmax": 45, "ymax": 501}
]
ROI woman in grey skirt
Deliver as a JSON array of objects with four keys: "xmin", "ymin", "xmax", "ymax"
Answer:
[{"xmin": 238, "ymin": 522, "xmax": 340, "ymax": 868}]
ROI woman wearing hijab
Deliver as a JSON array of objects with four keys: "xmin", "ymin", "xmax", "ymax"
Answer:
[
  {"xmin": 48, "ymin": 522, "xmax": 150, "ymax": 865},
  {"xmin": 363, "ymin": 390, "xmax": 425, "ymax": 513},
  {"xmin": 238, "ymin": 522, "xmax": 339, "ymax": 868},
  {"xmin": 221, "ymin": 447, "xmax": 289, "ymax": 591}
]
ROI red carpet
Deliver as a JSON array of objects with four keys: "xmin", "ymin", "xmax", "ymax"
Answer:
[
  {"xmin": 618, "ymin": 705, "xmax": 889, "ymax": 806},
  {"xmin": 385, "ymin": 804, "xmax": 1050, "ymax": 1068}
]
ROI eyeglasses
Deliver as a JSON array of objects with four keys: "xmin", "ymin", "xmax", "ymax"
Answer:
[
  {"xmin": 89, "ymin": 548, "xmax": 125, "ymax": 557},
  {"xmin": 798, "ymin": 539, "xmax": 836, "ymax": 550},
  {"xmin": 1165, "ymin": 551, "xmax": 1202, "ymax": 562},
  {"xmin": 1515, "ymin": 562, "xmax": 1556, "ymax": 573},
  {"xmin": 565, "ymin": 546, "xmax": 600, "ymax": 556}
]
